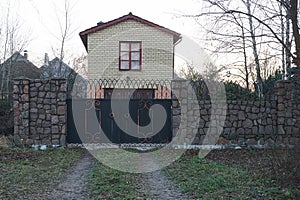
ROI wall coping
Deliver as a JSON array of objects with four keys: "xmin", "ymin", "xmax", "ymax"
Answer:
[{"xmin": 13, "ymin": 78, "xmax": 67, "ymax": 81}]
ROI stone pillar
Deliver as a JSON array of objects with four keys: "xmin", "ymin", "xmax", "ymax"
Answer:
[
  {"xmin": 172, "ymin": 79, "xmax": 200, "ymax": 145},
  {"xmin": 13, "ymin": 78, "xmax": 67, "ymax": 147},
  {"xmin": 13, "ymin": 78, "xmax": 30, "ymax": 146},
  {"xmin": 171, "ymin": 80, "xmax": 184, "ymax": 139},
  {"xmin": 52, "ymin": 79, "xmax": 67, "ymax": 145},
  {"xmin": 275, "ymin": 80, "xmax": 300, "ymax": 146}
]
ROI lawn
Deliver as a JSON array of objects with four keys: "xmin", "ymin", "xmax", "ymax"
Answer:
[
  {"xmin": 0, "ymin": 147, "xmax": 84, "ymax": 199},
  {"xmin": 164, "ymin": 149, "xmax": 300, "ymax": 199},
  {"xmin": 0, "ymin": 147, "xmax": 299, "ymax": 199},
  {"xmin": 86, "ymin": 148, "xmax": 299, "ymax": 199},
  {"xmin": 86, "ymin": 159, "xmax": 147, "ymax": 199}
]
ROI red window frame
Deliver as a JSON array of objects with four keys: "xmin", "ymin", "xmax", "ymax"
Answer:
[{"xmin": 119, "ymin": 41, "xmax": 142, "ymax": 71}]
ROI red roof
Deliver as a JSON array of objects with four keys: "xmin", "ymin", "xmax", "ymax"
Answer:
[{"xmin": 79, "ymin": 12, "xmax": 181, "ymax": 51}]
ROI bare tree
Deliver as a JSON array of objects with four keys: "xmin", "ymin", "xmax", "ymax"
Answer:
[
  {"xmin": 278, "ymin": 1, "xmax": 291, "ymax": 79},
  {"xmin": 239, "ymin": 17, "xmax": 251, "ymax": 90},
  {"xmin": 53, "ymin": 0, "xmax": 75, "ymax": 77},
  {"xmin": 0, "ymin": 4, "xmax": 30, "ymax": 99},
  {"xmin": 189, "ymin": 1, "xmax": 262, "ymax": 90},
  {"xmin": 244, "ymin": 0, "xmax": 263, "ymax": 97},
  {"xmin": 179, "ymin": 62, "xmax": 204, "ymax": 80},
  {"xmin": 284, "ymin": 3, "xmax": 292, "ymax": 78},
  {"xmin": 290, "ymin": 0, "xmax": 300, "ymax": 73},
  {"xmin": 216, "ymin": 1, "xmax": 299, "ymax": 72},
  {"xmin": 68, "ymin": 54, "xmax": 88, "ymax": 79},
  {"xmin": 184, "ymin": 0, "xmax": 300, "ymax": 94}
]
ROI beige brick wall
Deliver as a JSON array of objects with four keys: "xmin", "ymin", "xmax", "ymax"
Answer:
[{"xmin": 87, "ymin": 20, "xmax": 174, "ymax": 80}]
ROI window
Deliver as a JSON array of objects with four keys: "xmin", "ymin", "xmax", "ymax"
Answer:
[{"xmin": 119, "ymin": 41, "xmax": 142, "ymax": 70}]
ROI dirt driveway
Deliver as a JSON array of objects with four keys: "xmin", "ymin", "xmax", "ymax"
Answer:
[{"xmin": 44, "ymin": 149, "xmax": 186, "ymax": 200}]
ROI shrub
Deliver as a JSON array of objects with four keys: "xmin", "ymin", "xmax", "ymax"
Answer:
[
  {"xmin": 0, "ymin": 100, "xmax": 13, "ymax": 136},
  {"xmin": 224, "ymin": 81, "xmax": 255, "ymax": 100}
]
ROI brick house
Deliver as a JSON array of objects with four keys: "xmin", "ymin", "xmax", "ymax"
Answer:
[
  {"xmin": 69, "ymin": 13, "xmax": 182, "ymax": 143},
  {"xmin": 79, "ymin": 12, "xmax": 181, "ymax": 81}
]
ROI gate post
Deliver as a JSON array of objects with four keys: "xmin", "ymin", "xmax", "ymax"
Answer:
[
  {"xmin": 13, "ymin": 78, "xmax": 67, "ymax": 147},
  {"xmin": 50, "ymin": 79, "xmax": 67, "ymax": 145},
  {"xmin": 275, "ymin": 80, "xmax": 300, "ymax": 146},
  {"xmin": 13, "ymin": 78, "xmax": 30, "ymax": 146},
  {"xmin": 172, "ymin": 79, "xmax": 188, "ymax": 144}
]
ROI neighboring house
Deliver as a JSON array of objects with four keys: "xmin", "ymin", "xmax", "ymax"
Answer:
[
  {"xmin": 0, "ymin": 51, "xmax": 40, "ymax": 99},
  {"xmin": 40, "ymin": 55, "xmax": 77, "ymax": 80},
  {"xmin": 40, "ymin": 54, "xmax": 86, "ymax": 98},
  {"xmin": 79, "ymin": 12, "xmax": 181, "ymax": 81}
]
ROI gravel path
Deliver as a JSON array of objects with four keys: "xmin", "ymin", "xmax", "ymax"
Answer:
[
  {"xmin": 46, "ymin": 151, "xmax": 94, "ymax": 200},
  {"xmin": 141, "ymin": 170, "xmax": 188, "ymax": 199},
  {"xmin": 41, "ymin": 149, "xmax": 186, "ymax": 200},
  {"xmin": 136, "ymin": 154, "xmax": 188, "ymax": 199}
]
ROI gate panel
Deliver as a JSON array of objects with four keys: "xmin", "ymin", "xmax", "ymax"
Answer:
[
  {"xmin": 67, "ymin": 99, "xmax": 172, "ymax": 144},
  {"xmin": 66, "ymin": 99, "xmax": 82, "ymax": 144},
  {"xmin": 99, "ymin": 99, "xmax": 172, "ymax": 144}
]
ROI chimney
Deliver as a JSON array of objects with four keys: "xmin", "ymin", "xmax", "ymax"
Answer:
[
  {"xmin": 24, "ymin": 50, "xmax": 28, "ymax": 60},
  {"xmin": 44, "ymin": 53, "xmax": 49, "ymax": 66},
  {"xmin": 97, "ymin": 21, "xmax": 104, "ymax": 26}
]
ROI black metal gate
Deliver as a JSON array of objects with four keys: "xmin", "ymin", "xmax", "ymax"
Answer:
[
  {"xmin": 67, "ymin": 98, "xmax": 172, "ymax": 144},
  {"xmin": 66, "ymin": 79, "xmax": 172, "ymax": 144}
]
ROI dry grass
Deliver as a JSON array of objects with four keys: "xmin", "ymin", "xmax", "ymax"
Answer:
[{"xmin": 0, "ymin": 136, "xmax": 12, "ymax": 148}]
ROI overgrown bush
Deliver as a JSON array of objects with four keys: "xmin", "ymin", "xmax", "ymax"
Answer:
[
  {"xmin": 262, "ymin": 70, "xmax": 283, "ymax": 100},
  {"xmin": 224, "ymin": 81, "xmax": 255, "ymax": 100},
  {"xmin": 269, "ymin": 148, "xmax": 300, "ymax": 191},
  {"xmin": 190, "ymin": 79, "xmax": 255, "ymax": 101},
  {"xmin": 0, "ymin": 100, "xmax": 13, "ymax": 136},
  {"xmin": 289, "ymin": 67, "xmax": 300, "ymax": 100},
  {"xmin": 190, "ymin": 79, "xmax": 210, "ymax": 100}
]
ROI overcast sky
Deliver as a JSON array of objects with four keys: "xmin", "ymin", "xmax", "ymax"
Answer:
[{"xmin": 2, "ymin": 0, "xmax": 204, "ymax": 66}]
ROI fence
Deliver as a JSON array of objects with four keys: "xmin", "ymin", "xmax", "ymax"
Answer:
[
  {"xmin": 173, "ymin": 79, "xmax": 300, "ymax": 147},
  {"xmin": 68, "ymin": 78, "xmax": 172, "ymax": 99},
  {"xmin": 12, "ymin": 77, "xmax": 300, "ymax": 147}
]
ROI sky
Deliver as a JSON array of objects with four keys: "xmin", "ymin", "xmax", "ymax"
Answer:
[{"xmin": 2, "ymin": 0, "xmax": 204, "ymax": 67}]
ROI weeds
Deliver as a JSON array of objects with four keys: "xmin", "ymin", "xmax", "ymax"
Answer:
[
  {"xmin": 164, "ymin": 149, "xmax": 299, "ymax": 199},
  {"xmin": 0, "ymin": 147, "xmax": 84, "ymax": 199},
  {"xmin": 86, "ymin": 159, "xmax": 147, "ymax": 199},
  {"xmin": 269, "ymin": 148, "xmax": 300, "ymax": 189}
]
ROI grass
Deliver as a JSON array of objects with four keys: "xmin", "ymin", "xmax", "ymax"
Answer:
[
  {"xmin": 86, "ymin": 159, "xmax": 147, "ymax": 199},
  {"xmin": 164, "ymin": 150, "xmax": 299, "ymax": 199},
  {"xmin": 85, "ymin": 148, "xmax": 180, "ymax": 199},
  {"xmin": 1, "ymin": 147, "xmax": 298, "ymax": 199},
  {"xmin": 0, "ymin": 147, "xmax": 84, "ymax": 199}
]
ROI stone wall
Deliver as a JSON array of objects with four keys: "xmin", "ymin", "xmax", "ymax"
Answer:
[
  {"xmin": 13, "ymin": 78, "xmax": 66, "ymax": 146},
  {"xmin": 172, "ymin": 80, "xmax": 300, "ymax": 148},
  {"xmin": 13, "ymin": 78, "xmax": 300, "ymax": 147},
  {"xmin": 276, "ymin": 81, "xmax": 300, "ymax": 138}
]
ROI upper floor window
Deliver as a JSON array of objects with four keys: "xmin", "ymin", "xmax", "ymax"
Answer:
[{"xmin": 119, "ymin": 41, "xmax": 142, "ymax": 71}]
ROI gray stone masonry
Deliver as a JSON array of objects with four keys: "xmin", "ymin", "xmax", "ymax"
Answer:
[
  {"xmin": 14, "ymin": 78, "xmax": 66, "ymax": 146},
  {"xmin": 13, "ymin": 78, "xmax": 300, "ymax": 147},
  {"xmin": 172, "ymin": 79, "xmax": 300, "ymax": 148}
]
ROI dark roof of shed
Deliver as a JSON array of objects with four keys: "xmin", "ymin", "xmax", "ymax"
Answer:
[{"xmin": 40, "ymin": 57, "xmax": 76, "ymax": 78}]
